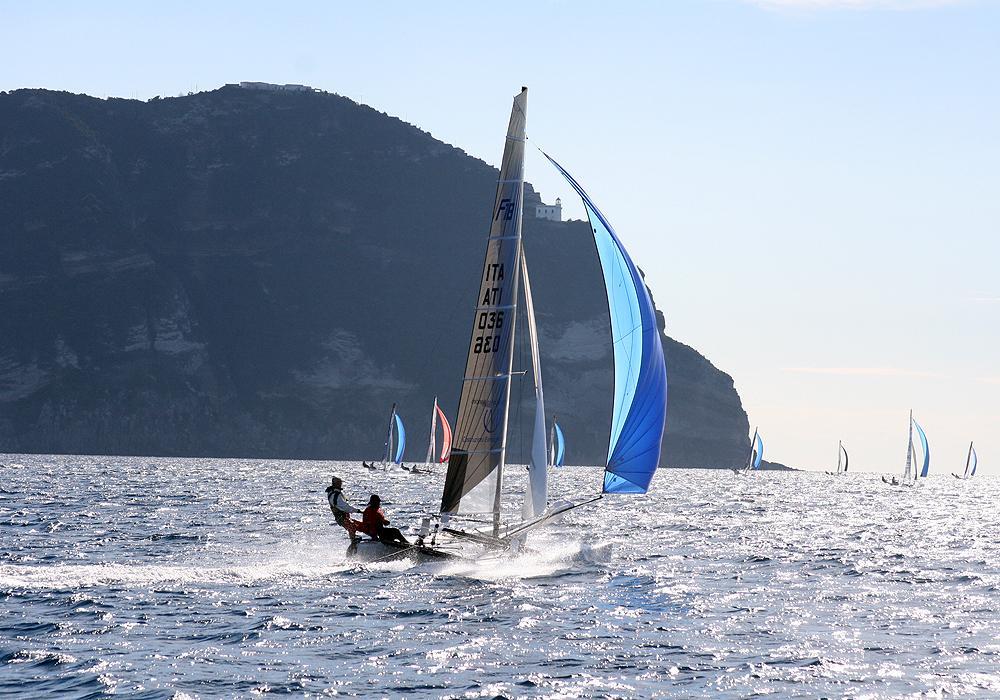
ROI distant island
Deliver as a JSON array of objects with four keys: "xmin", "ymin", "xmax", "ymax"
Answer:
[{"xmin": 0, "ymin": 84, "xmax": 765, "ymax": 469}]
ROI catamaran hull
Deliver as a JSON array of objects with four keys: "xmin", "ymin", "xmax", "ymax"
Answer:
[{"xmin": 345, "ymin": 539, "xmax": 457, "ymax": 563}]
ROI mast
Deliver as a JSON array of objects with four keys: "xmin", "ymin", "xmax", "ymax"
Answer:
[
  {"xmin": 964, "ymin": 441, "xmax": 973, "ymax": 479},
  {"xmin": 837, "ymin": 440, "xmax": 842, "ymax": 473},
  {"xmin": 425, "ymin": 397, "xmax": 438, "ymax": 465},
  {"xmin": 384, "ymin": 402, "xmax": 397, "ymax": 467}
]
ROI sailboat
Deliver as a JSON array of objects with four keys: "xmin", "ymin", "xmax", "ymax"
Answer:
[
  {"xmin": 422, "ymin": 396, "xmax": 453, "ymax": 467},
  {"xmin": 953, "ymin": 441, "xmax": 977, "ymax": 480},
  {"xmin": 369, "ymin": 403, "xmax": 405, "ymax": 470},
  {"xmin": 825, "ymin": 441, "xmax": 848, "ymax": 475},
  {"xmin": 549, "ymin": 418, "xmax": 565, "ymax": 468},
  {"xmin": 346, "ymin": 87, "xmax": 667, "ymax": 562},
  {"xmin": 882, "ymin": 410, "xmax": 928, "ymax": 486},
  {"xmin": 734, "ymin": 427, "xmax": 763, "ymax": 474}
]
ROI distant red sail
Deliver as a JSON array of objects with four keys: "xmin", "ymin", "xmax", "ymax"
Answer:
[{"xmin": 437, "ymin": 404, "xmax": 452, "ymax": 462}]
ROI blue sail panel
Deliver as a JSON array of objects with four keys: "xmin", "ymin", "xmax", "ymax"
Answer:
[
  {"xmin": 971, "ymin": 446, "xmax": 978, "ymax": 477},
  {"xmin": 544, "ymin": 153, "xmax": 667, "ymax": 494},
  {"xmin": 554, "ymin": 423, "xmax": 565, "ymax": 467},
  {"xmin": 753, "ymin": 433, "xmax": 764, "ymax": 470},
  {"xmin": 913, "ymin": 419, "xmax": 929, "ymax": 477},
  {"xmin": 393, "ymin": 414, "xmax": 406, "ymax": 464}
]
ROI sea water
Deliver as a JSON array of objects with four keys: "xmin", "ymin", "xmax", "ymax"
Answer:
[{"xmin": 1, "ymin": 454, "xmax": 998, "ymax": 698}]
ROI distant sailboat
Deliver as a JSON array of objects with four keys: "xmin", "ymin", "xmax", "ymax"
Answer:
[
  {"xmin": 953, "ymin": 441, "xmax": 977, "ymax": 480},
  {"xmin": 549, "ymin": 418, "xmax": 565, "ymax": 468},
  {"xmin": 347, "ymin": 87, "xmax": 667, "ymax": 561},
  {"xmin": 735, "ymin": 427, "xmax": 763, "ymax": 474},
  {"xmin": 882, "ymin": 410, "xmax": 928, "ymax": 486},
  {"xmin": 826, "ymin": 441, "xmax": 848, "ymax": 475},
  {"xmin": 379, "ymin": 403, "xmax": 405, "ymax": 468},
  {"xmin": 423, "ymin": 396, "xmax": 453, "ymax": 466}
]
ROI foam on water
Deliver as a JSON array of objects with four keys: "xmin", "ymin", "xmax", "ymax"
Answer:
[{"xmin": 2, "ymin": 454, "xmax": 1000, "ymax": 698}]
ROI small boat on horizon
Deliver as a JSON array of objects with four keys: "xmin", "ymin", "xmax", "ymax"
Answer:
[
  {"xmin": 733, "ymin": 427, "xmax": 763, "ymax": 475},
  {"xmin": 420, "ymin": 395, "xmax": 453, "ymax": 471},
  {"xmin": 825, "ymin": 440, "xmax": 848, "ymax": 475},
  {"xmin": 882, "ymin": 410, "xmax": 929, "ymax": 486},
  {"xmin": 952, "ymin": 441, "xmax": 977, "ymax": 480},
  {"xmin": 365, "ymin": 403, "xmax": 406, "ymax": 471}
]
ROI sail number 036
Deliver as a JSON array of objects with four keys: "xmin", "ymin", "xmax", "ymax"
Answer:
[{"xmin": 473, "ymin": 311, "xmax": 504, "ymax": 354}]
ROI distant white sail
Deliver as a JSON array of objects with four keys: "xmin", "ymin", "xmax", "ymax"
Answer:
[{"xmin": 520, "ymin": 249, "xmax": 547, "ymax": 520}]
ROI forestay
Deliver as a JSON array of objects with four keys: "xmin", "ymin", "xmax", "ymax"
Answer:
[{"xmin": 543, "ymin": 154, "xmax": 667, "ymax": 494}]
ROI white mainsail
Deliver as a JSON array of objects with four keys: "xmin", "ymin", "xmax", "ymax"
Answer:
[
  {"xmin": 440, "ymin": 88, "xmax": 527, "ymax": 537},
  {"xmin": 425, "ymin": 396, "xmax": 439, "ymax": 465},
  {"xmin": 520, "ymin": 248, "xmax": 548, "ymax": 520},
  {"xmin": 903, "ymin": 410, "xmax": 914, "ymax": 481}
]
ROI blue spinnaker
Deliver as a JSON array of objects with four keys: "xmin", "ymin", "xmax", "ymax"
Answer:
[
  {"xmin": 971, "ymin": 446, "xmax": 978, "ymax": 477},
  {"xmin": 913, "ymin": 419, "xmax": 929, "ymax": 478},
  {"xmin": 544, "ymin": 153, "xmax": 667, "ymax": 494},
  {"xmin": 753, "ymin": 433, "xmax": 764, "ymax": 470},
  {"xmin": 554, "ymin": 423, "xmax": 566, "ymax": 468},
  {"xmin": 393, "ymin": 413, "xmax": 406, "ymax": 464}
]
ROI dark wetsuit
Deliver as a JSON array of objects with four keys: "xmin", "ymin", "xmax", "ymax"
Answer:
[{"xmin": 360, "ymin": 505, "xmax": 409, "ymax": 546}]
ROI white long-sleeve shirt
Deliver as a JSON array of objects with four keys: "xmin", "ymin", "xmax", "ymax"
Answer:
[{"xmin": 328, "ymin": 490, "xmax": 359, "ymax": 514}]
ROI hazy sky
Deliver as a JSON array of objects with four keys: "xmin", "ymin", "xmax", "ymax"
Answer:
[{"xmin": 2, "ymin": 0, "xmax": 997, "ymax": 472}]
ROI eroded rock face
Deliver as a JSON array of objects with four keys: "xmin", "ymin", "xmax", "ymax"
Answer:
[{"xmin": 0, "ymin": 87, "xmax": 750, "ymax": 467}]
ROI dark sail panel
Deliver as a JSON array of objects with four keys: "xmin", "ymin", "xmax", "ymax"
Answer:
[{"xmin": 440, "ymin": 88, "xmax": 527, "ymax": 516}]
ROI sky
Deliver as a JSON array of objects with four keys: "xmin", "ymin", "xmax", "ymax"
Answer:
[{"xmin": 2, "ymin": 0, "xmax": 998, "ymax": 472}]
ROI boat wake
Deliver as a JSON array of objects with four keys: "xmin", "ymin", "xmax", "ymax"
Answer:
[{"xmin": 0, "ymin": 557, "xmax": 356, "ymax": 590}]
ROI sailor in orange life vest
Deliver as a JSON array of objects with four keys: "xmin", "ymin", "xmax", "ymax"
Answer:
[
  {"xmin": 325, "ymin": 476, "xmax": 361, "ymax": 539},
  {"xmin": 358, "ymin": 494, "xmax": 410, "ymax": 546}
]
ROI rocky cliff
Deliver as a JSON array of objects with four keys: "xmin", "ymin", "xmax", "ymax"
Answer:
[{"xmin": 0, "ymin": 86, "xmax": 750, "ymax": 466}]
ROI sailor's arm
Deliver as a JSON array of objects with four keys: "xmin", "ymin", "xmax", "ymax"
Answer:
[{"xmin": 335, "ymin": 493, "xmax": 360, "ymax": 513}]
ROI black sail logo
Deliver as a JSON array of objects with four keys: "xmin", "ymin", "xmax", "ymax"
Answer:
[{"xmin": 482, "ymin": 403, "xmax": 501, "ymax": 434}]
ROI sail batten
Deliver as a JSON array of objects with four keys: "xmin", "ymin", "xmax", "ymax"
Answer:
[{"xmin": 543, "ymin": 153, "xmax": 667, "ymax": 495}]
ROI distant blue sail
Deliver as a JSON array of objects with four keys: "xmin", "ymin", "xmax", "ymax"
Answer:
[
  {"xmin": 971, "ymin": 446, "xmax": 978, "ymax": 477},
  {"xmin": 393, "ymin": 413, "xmax": 406, "ymax": 464},
  {"xmin": 753, "ymin": 433, "xmax": 764, "ymax": 470},
  {"xmin": 544, "ymin": 153, "xmax": 667, "ymax": 494},
  {"xmin": 913, "ymin": 419, "xmax": 929, "ymax": 478},
  {"xmin": 554, "ymin": 423, "xmax": 566, "ymax": 468}
]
